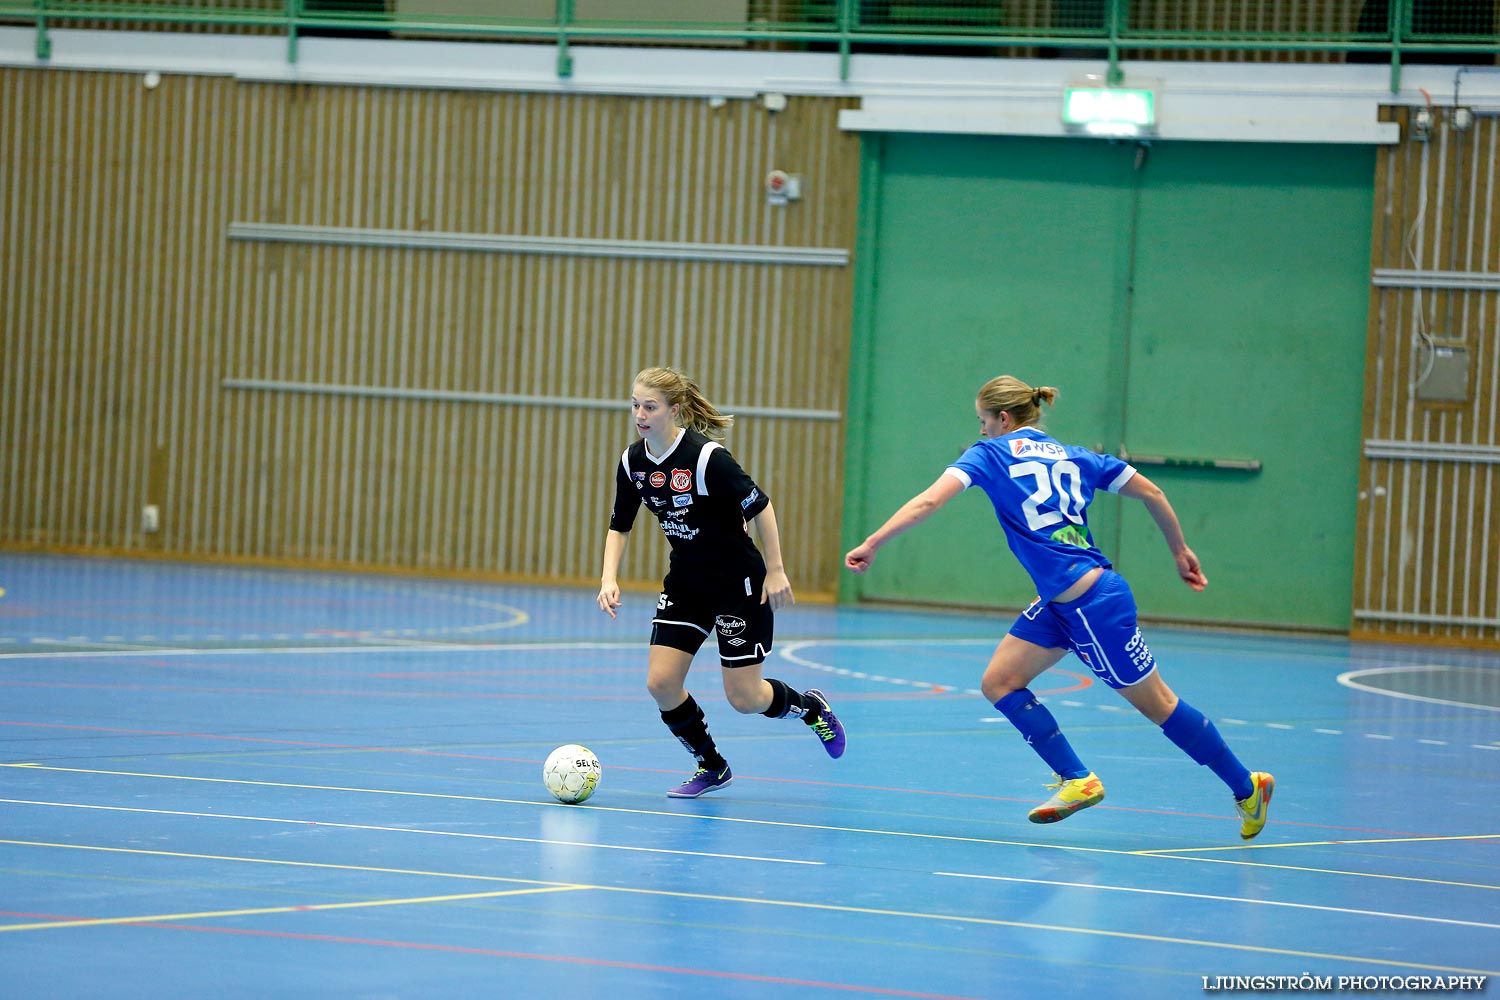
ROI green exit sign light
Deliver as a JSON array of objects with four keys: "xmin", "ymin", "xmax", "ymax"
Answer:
[{"xmin": 1062, "ymin": 87, "xmax": 1156, "ymax": 135}]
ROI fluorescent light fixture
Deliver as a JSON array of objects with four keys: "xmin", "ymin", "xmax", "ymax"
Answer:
[{"xmin": 1062, "ymin": 86, "xmax": 1156, "ymax": 135}]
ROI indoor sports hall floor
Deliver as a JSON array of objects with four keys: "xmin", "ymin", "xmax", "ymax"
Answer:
[{"xmin": 1, "ymin": 552, "xmax": 1496, "ymax": 998}]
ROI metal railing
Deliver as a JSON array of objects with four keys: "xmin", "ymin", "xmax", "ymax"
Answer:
[{"xmin": 4, "ymin": 0, "xmax": 1498, "ymax": 88}]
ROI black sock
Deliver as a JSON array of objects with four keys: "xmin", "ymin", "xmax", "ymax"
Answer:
[
  {"xmin": 762, "ymin": 678, "xmax": 821, "ymax": 722},
  {"xmin": 660, "ymin": 694, "xmax": 727, "ymax": 770}
]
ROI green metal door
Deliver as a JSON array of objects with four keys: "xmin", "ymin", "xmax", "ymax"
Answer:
[{"xmin": 844, "ymin": 132, "xmax": 1372, "ymax": 631}]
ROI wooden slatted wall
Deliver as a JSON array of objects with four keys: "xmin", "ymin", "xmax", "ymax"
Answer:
[
  {"xmin": 1356, "ymin": 105, "xmax": 1500, "ymax": 645},
  {"xmin": 0, "ymin": 68, "xmax": 861, "ymax": 596}
]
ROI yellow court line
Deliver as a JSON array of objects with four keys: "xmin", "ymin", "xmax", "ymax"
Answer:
[
  {"xmin": 1141, "ymin": 833, "xmax": 1500, "ymax": 853},
  {"xmin": 3, "ymin": 839, "xmax": 1494, "ymax": 977},
  {"xmin": 601, "ymin": 886, "xmax": 1500, "ymax": 978},
  {"xmin": 0, "ymin": 885, "xmax": 585, "ymax": 933},
  {"xmin": 10, "ymin": 764, "xmax": 1496, "ymax": 891},
  {"xmin": 0, "ymin": 839, "xmax": 573, "ymax": 887}
]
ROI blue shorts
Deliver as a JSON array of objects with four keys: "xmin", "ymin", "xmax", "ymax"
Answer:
[{"xmin": 1007, "ymin": 570, "xmax": 1158, "ymax": 689}]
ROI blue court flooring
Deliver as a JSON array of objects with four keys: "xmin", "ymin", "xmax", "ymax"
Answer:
[{"xmin": 0, "ymin": 552, "xmax": 1496, "ymax": 998}]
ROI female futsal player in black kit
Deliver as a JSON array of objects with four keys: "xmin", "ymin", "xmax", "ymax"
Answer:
[{"xmin": 597, "ymin": 367, "xmax": 846, "ymax": 797}]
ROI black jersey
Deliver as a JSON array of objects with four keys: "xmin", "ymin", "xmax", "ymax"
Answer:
[{"xmin": 610, "ymin": 428, "xmax": 772, "ymax": 588}]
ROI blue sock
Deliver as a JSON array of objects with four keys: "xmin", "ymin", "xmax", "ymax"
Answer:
[
  {"xmin": 995, "ymin": 689, "xmax": 1089, "ymax": 780},
  {"xmin": 1161, "ymin": 700, "xmax": 1253, "ymax": 800}
]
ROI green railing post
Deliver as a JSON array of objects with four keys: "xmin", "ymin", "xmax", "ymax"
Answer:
[
  {"xmin": 1388, "ymin": 0, "xmax": 1404, "ymax": 92},
  {"xmin": 1106, "ymin": 0, "xmax": 1125, "ymax": 85},
  {"xmin": 837, "ymin": 0, "xmax": 853, "ymax": 83},
  {"xmin": 556, "ymin": 0, "xmax": 574, "ymax": 78},
  {"xmin": 35, "ymin": 0, "xmax": 51, "ymax": 59},
  {"xmin": 14, "ymin": 2, "xmax": 1499, "ymax": 80},
  {"xmin": 287, "ymin": 0, "xmax": 299, "ymax": 64}
]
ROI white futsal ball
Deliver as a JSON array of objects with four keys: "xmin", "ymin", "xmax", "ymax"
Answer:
[{"xmin": 542, "ymin": 744, "xmax": 602, "ymax": 804}]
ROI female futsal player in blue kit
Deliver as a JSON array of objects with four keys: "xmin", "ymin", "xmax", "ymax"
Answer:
[{"xmin": 845, "ymin": 375, "xmax": 1273, "ymax": 839}]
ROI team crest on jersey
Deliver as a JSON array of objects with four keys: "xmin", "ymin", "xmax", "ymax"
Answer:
[
  {"xmin": 1010, "ymin": 438, "xmax": 1067, "ymax": 460},
  {"xmin": 670, "ymin": 469, "xmax": 693, "ymax": 492},
  {"xmin": 714, "ymin": 615, "xmax": 748, "ymax": 636},
  {"xmin": 649, "ymin": 471, "xmax": 668, "ymax": 488}
]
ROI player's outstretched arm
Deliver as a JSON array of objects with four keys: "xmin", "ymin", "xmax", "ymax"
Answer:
[
  {"xmin": 597, "ymin": 529, "xmax": 629, "ymax": 617},
  {"xmin": 1117, "ymin": 473, "xmax": 1207, "ymax": 591},
  {"xmin": 844, "ymin": 473, "xmax": 965, "ymax": 574},
  {"xmin": 748, "ymin": 502, "xmax": 795, "ymax": 609}
]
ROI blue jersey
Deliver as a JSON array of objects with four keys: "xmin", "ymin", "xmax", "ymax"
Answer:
[{"xmin": 945, "ymin": 427, "xmax": 1137, "ymax": 602}]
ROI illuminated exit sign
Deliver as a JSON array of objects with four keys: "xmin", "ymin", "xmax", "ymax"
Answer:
[{"xmin": 1062, "ymin": 87, "xmax": 1157, "ymax": 135}]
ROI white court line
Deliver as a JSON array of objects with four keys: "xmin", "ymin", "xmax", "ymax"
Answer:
[
  {"xmin": 777, "ymin": 639, "xmax": 985, "ymax": 695},
  {"xmin": 2, "ymin": 591, "xmax": 532, "ymax": 649},
  {"xmin": 0, "ymin": 799, "xmax": 822, "ymax": 867},
  {"xmin": 354, "ymin": 635, "xmax": 509, "ymax": 650},
  {"xmin": 934, "ymin": 871, "xmax": 1500, "ymax": 931},
  {"xmin": 782, "ymin": 641, "xmax": 1494, "ymax": 752},
  {"xmin": 1337, "ymin": 665, "xmax": 1500, "ymax": 713},
  {"xmin": 18, "ymin": 637, "xmax": 166, "ymax": 653}
]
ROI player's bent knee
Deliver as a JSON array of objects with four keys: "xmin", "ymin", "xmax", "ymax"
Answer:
[
  {"xmin": 721, "ymin": 668, "xmax": 768, "ymax": 714},
  {"xmin": 647, "ymin": 676, "xmax": 685, "ymax": 705},
  {"xmin": 725, "ymin": 694, "xmax": 762, "ymax": 714},
  {"xmin": 981, "ymin": 673, "xmax": 1023, "ymax": 703}
]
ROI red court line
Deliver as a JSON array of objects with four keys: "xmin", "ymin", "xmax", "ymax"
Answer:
[
  {"xmin": 0, "ymin": 721, "xmax": 540, "ymax": 762},
  {"xmin": 0, "ymin": 909, "xmax": 981, "ymax": 998},
  {"xmin": 9, "ymin": 659, "xmax": 636, "ymax": 680},
  {"xmin": 147, "ymin": 924, "xmax": 989, "ymax": 999},
  {"xmin": 371, "ymin": 667, "xmax": 640, "ymax": 679},
  {"xmin": 0, "ymin": 681, "xmax": 633, "ymax": 700},
  {"xmin": 793, "ymin": 676, "xmax": 1093, "ymax": 700},
  {"xmin": 1034, "ymin": 669, "xmax": 1095, "ymax": 695}
]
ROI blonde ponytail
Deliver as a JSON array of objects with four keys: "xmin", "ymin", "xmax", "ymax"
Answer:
[
  {"xmin": 977, "ymin": 375, "xmax": 1058, "ymax": 428},
  {"xmin": 633, "ymin": 367, "xmax": 733, "ymax": 441}
]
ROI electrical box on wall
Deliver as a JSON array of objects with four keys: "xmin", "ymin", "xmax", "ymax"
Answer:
[
  {"xmin": 765, "ymin": 169, "xmax": 802, "ymax": 206},
  {"xmin": 1417, "ymin": 343, "xmax": 1469, "ymax": 402}
]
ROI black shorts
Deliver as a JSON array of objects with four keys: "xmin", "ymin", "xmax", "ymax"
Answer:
[{"xmin": 650, "ymin": 574, "xmax": 773, "ymax": 667}]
